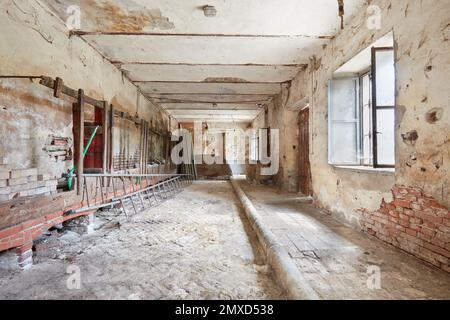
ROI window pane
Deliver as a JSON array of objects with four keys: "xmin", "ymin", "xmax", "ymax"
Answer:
[
  {"xmin": 375, "ymin": 50, "xmax": 395, "ymax": 106},
  {"xmin": 328, "ymin": 78, "xmax": 359, "ymax": 165},
  {"xmin": 330, "ymin": 123, "xmax": 358, "ymax": 164},
  {"xmin": 330, "ymin": 78, "xmax": 359, "ymax": 121},
  {"xmin": 376, "ymin": 108, "xmax": 395, "ymax": 166},
  {"xmin": 362, "ymin": 104, "xmax": 372, "ymax": 164}
]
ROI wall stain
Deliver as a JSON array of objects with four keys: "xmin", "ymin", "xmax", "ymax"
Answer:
[
  {"xmin": 401, "ymin": 130, "xmax": 419, "ymax": 146},
  {"xmin": 425, "ymin": 107, "xmax": 444, "ymax": 124}
]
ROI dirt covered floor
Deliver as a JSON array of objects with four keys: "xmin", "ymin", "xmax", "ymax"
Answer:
[{"xmin": 0, "ymin": 181, "xmax": 284, "ymax": 299}]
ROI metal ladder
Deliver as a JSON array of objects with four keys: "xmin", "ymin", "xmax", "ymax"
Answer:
[
  {"xmin": 64, "ymin": 174, "xmax": 193, "ymax": 219},
  {"xmin": 115, "ymin": 176, "xmax": 185, "ymax": 219}
]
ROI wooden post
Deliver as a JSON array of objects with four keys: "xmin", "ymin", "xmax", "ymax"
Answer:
[
  {"xmin": 102, "ymin": 101, "xmax": 108, "ymax": 174},
  {"xmin": 144, "ymin": 121, "xmax": 149, "ymax": 174},
  {"xmin": 140, "ymin": 119, "xmax": 145, "ymax": 174},
  {"xmin": 109, "ymin": 104, "xmax": 114, "ymax": 173},
  {"xmin": 73, "ymin": 89, "xmax": 85, "ymax": 195}
]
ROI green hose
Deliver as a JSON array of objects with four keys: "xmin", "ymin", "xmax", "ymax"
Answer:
[{"xmin": 67, "ymin": 125, "xmax": 100, "ymax": 191}]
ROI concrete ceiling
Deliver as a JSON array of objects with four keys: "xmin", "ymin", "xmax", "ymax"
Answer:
[{"xmin": 43, "ymin": 0, "xmax": 367, "ymax": 123}]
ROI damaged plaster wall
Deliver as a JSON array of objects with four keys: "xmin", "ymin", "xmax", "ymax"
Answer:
[
  {"xmin": 0, "ymin": 0, "xmax": 174, "ymax": 177},
  {"xmin": 249, "ymin": 72, "xmax": 309, "ymax": 192},
  {"xmin": 266, "ymin": 0, "xmax": 449, "ymax": 227},
  {"xmin": 0, "ymin": 79, "xmax": 74, "ymax": 178}
]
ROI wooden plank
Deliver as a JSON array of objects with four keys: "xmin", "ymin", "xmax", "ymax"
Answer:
[
  {"xmin": 109, "ymin": 104, "xmax": 114, "ymax": 173},
  {"xmin": 40, "ymin": 77, "xmax": 104, "ymax": 109},
  {"xmin": 53, "ymin": 77, "xmax": 64, "ymax": 98},
  {"xmin": 73, "ymin": 89, "xmax": 85, "ymax": 195},
  {"xmin": 102, "ymin": 101, "xmax": 108, "ymax": 174}
]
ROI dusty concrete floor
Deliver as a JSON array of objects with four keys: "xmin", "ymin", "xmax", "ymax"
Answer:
[
  {"xmin": 0, "ymin": 181, "xmax": 284, "ymax": 300},
  {"xmin": 238, "ymin": 180, "xmax": 450, "ymax": 300}
]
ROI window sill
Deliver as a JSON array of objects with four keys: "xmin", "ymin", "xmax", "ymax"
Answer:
[{"xmin": 333, "ymin": 165, "xmax": 395, "ymax": 174}]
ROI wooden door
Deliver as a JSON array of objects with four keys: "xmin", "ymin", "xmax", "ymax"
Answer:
[{"xmin": 298, "ymin": 108, "xmax": 312, "ymax": 196}]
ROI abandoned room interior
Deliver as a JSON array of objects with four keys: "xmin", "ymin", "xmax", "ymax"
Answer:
[{"xmin": 0, "ymin": 0, "xmax": 449, "ymax": 301}]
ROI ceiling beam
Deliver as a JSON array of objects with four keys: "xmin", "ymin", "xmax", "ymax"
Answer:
[
  {"xmin": 161, "ymin": 103, "xmax": 263, "ymax": 110},
  {"xmin": 167, "ymin": 109, "xmax": 260, "ymax": 116},
  {"xmin": 138, "ymin": 83, "xmax": 281, "ymax": 95},
  {"xmin": 146, "ymin": 93, "xmax": 273, "ymax": 97},
  {"xmin": 151, "ymin": 99, "xmax": 270, "ymax": 104},
  {"xmin": 172, "ymin": 114, "xmax": 256, "ymax": 120},
  {"xmin": 74, "ymin": 31, "xmax": 333, "ymax": 40},
  {"xmin": 174, "ymin": 117, "xmax": 254, "ymax": 123},
  {"xmin": 115, "ymin": 62, "xmax": 304, "ymax": 68},
  {"xmin": 135, "ymin": 80, "xmax": 286, "ymax": 84}
]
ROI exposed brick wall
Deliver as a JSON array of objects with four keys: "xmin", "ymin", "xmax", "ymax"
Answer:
[
  {"xmin": 0, "ymin": 167, "xmax": 174, "ymax": 254},
  {"xmin": 360, "ymin": 185, "xmax": 450, "ymax": 273}
]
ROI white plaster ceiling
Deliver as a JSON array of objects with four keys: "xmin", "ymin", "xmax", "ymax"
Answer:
[{"xmin": 43, "ymin": 0, "xmax": 368, "ymax": 123}]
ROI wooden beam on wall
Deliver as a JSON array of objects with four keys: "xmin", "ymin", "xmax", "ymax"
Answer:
[
  {"xmin": 73, "ymin": 89, "xmax": 85, "ymax": 195},
  {"xmin": 109, "ymin": 104, "xmax": 114, "ymax": 173},
  {"xmin": 102, "ymin": 101, "xmax": 108, "ymax": 174}
]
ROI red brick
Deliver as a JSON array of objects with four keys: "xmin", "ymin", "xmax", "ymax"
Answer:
[
  {"xmin": 429, "ymin": 199, "xmax": 448, "ymax": 210},
  {"xmin": 16, "ymin": 242, "xmax": 32, "ymax": 254},
  {"xmin": 409, "ymin": 217, "xmax": 422, "ymax": 224},
  {"xmin": 385, "ymin": 203, "xmax": 397, "ymax": 211},
  {"xmin": 21, "ymin": 216, "xmax": 45, "ymax": 230},
  {"xmin": 392, "ymin": 199, "xmax": 411, "ymax": 208},
  {"xmin": 405, "ymin": 228, "xmax": 417, "ymax": 237},
  {"xmin": 410, "ymin": 203, "xmax": 422, "ymax": 211},
  {"xmin": 418, "ymin": 232, "xmax": 433, "ymax": 242},
  {"xmin": 415, "ymin": 212, "xmax": 443, "ymax": 224},
  {"xmin": 406, "ymin": 189, "xmax": 422, "ymax": 197},
  {"xmin": 421, "ymin": 227, "xmax": 436, "ymax": 237},
  {"xmin": 423, "ymin": 242, "xmax": 450, "ymax": 258},
  {"xmin": 10, "ymin": 238, "xmax": 25, "ymax": 248},
  {"xmin": 435, "ymin": 231, "xmax": 450, "ymax": 244},
  {"xmin": 399, "ymin": 219, "xmax": 410, "ymax": 228},
  {"xmin": 437, "ymin": 224, "xmax": 450, "ymax": 233},
  {"xmin": 0, "ymin": 225, "xmax": 23, "ymax": 239},
  {"xmin": 431, "ymin": 237, "xmax": 446, "ymax": 248},
  {"xmin": 388, "ymin": 208, "xmax": 399, "ymax": 216},
  {"xmin": 395, "ymin": 206, "xmax": 404, "ymax": 214},
  {"xmin": 0, "ymin": 242, "xmax": 11, "ymax": 251},
  {"xmin": 443, "ymin": 218, "xmax": 450, "ymax": 227},
  {"xmin": 388, "ymin": 216, "xmax": 399, "ymax": 224},
  {"xmin": 409, "ymin": 223, "xmax": 422, "ymax": 231},
  {"xmin": 392, "ymin": 186, "xmax": 403, "ymax": 197}
]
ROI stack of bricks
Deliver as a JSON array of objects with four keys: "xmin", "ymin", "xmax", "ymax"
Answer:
[
  {"xmin": 360, "ymin": 185, "xmax": 450, "ymax": 273},
  {"xmin": 0, "ymin": 159, "xmax": 58, "ymax": 202}
]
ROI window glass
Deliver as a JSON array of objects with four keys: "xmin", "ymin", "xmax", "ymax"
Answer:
[
  {"xmin": 375, "ymin": 50, "xmax": 395, "ymax": 106},
  {"xmin": 376, "ymin": 108, "xmax": 395, "ymax": 166},
  {"xmin": 328, "ymin": 78, "xmax": 360, "ymax": 165}
]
